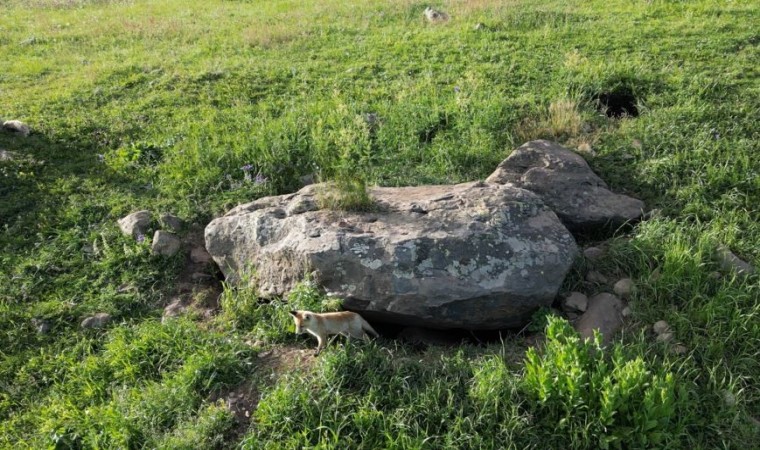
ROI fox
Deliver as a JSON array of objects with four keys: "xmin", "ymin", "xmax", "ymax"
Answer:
[{"xmin": 289, "ymin": 310, "xmax": 379, "ymax": 355}]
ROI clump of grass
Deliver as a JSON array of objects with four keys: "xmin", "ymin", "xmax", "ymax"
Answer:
[
  {"xmin": 516, "ymin": 98, "xmax": 585, "ymax": 142},
  {"xmin": 315, "ymin": 176, "xmax": 375, "ymax": 212}
]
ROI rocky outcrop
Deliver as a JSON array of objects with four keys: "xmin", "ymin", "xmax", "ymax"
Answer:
[
  {"xmin": 206, "ymin": 181, "xmax": 578, "ymax": 329},
  {"xmin": 486, "ymin": 140, "xmax": 644, "ymax": 233}
]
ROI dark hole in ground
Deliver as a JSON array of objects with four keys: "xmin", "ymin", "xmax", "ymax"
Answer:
[{"xmin": 595, "ymin": 91, "xmax": 639, "ymax": 118}]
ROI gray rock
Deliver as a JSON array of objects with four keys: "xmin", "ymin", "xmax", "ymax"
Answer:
[
  {"xmin": 573, "ymin": 293, "xmax": 624, "ymax": 344},
  {"xmin": 486, "ymin": 140, "xmax": 645, "ymax": 233},
  {"xmin": 31, "ymin": 318, "xmax": 50, "ymax": 334},
  {"xmin": 160, "ymin": 213, "xmax": 184, "ymax": 232},
  {"xmin": 118, "ymin": 210, "xmax": 151, "ymax": 238},
  {"xmin": 562, "ymin": 292, "xmax": 588, "ymax": 313},
  {"xmin": 716, "ymin": 245, "xmax": 755, "ymax": 276},
  {"xmin": 585, "ymin": 270, "xmax": 608, "ymax": 284},
  {"xmin": 671, "ymin": 344, "xmax": 688, "ymax": 355},
  {"xmin": 621, "ymin": 306, "xmax": 632, "ymax": 318},
  {"xmin": 190, "ymin": 246, "xmax": 213, "ymax": 264},
  {"xmin": 2, "ymin": 120, "xmax": 30, "ymax": 137},
  {"xmin": 81, "ymin": 313, "xmax": 112, "ymax": 329},
  {"xmin": 583, "ymin": 246, "xmax": 605, "ymax": 261},
  {"xmin": 151, "ymin": 230, "xmax": 181, "ymax": 256},
  {"xmin": 423, "ymin": 7, "xmax": 449, "ymax": 22},
  {"xmin": 652, "ymin": 320, "xmax": 670, "ymax": 335},
  {"xmin": 656, "ymin": 332, "xmax": 674, "ymax": 343},
  {"xmin": 206, "ymin": 181, "xmax": 578, "ymax": 330},
  {"xmin": 613, "ymin": 278, "xmax": 634, "ymax": 299}
]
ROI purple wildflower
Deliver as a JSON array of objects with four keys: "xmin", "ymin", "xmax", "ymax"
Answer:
[
  {"xmin": 136, "ymin": 233, "xmax": 145, "ymax": 243},
  {"xmin": 454, "ymin": 86, "xmax": 461, "ymax": 93},
  {"xmin": 241, "ymin": 164, "xmax": 254, "ymax": 172},
  {"xmin": 254, "ymin": 173, "xmax": 268, "ymax": 185}
]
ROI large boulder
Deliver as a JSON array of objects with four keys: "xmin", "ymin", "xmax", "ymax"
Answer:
[
  {"xmin": 486, "ymin": 140, "xmax": 644, "ymax": 233},
  {"xmin": 206, "ymin": 181, "xmax": 578, "ymax": 329}
]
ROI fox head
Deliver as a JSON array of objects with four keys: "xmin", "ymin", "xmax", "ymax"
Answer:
[{"xmin": 289, "ymin": 310, "xmax": 312, "ymax": 334}]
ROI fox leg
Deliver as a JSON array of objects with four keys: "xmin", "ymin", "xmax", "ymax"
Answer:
[{"xmin": 314, "ymin": 335, "xmax": 326, "ymax": 355}]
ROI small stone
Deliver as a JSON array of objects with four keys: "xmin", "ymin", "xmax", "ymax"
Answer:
[
  {"xmin": 583, "ymin": 246, "xmax": 605, "ymax": 261},
  {"xmin": 566, "ymin": 312, "xmax": 579, "ymax": 320},
  {"xmin": 151, "ymin": 230, "xmax": 181, "ymax": 256},
  {"xmin": 573, "ymin": 293, "xmax": 624, "ymax": 345},
  {"xmin": 613, "ymin": 278, "xmax": 634, "ymax": 299},
  {"xmin": 159, "ymin": 213, "xmax": 184, "ymax": 232},
  {"xmin": 716, "ymin": 245, "xmax": 754, "ymax": 276},
  {"xmin": 671, "ymin": 344, "xmax": 687, "ymax": 355},
  {"xmin": 656, "ymin": 332, "xmax": 673, "ymax": 343},
  {"xmin": 423, "ymin": 7, "xmax": 449, "ymax": 22},
  {"xmin": 562, "ymin": 292, "xmax": 588, "ymax": 313},
  {"xmin": 708, "ymin": 271, "xmax": 721, "ymax": 280},
  {"xmin": 585, "ymin": 270, "xmax": 608, "ymax": 284},
  {"xmin": 31, "ymin": 318, "xmax": 51, "ymax": 334},
  {"xmin": 81, "ymin": 312, "xmax": 112, "ymax": 329},
  {"xmin": 2, "ymin": 120, "xmax": 30, "ymax": 137},
  {"xmin": 621, "ymin": 306, "xmax": 632, "ymax": 318},
  {"xmin": 118, "ymin": 210, "xmax": 152, "ymax": 238},
  {"xmin": 190, "ymin": 246, "xmax": 212, "ymax": 264},
  {"xmin": 652, "ymin": 320, "xmax": 670, "ymax": 335}
]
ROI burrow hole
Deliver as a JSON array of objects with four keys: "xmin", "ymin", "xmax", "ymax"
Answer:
[{"xmin": 595, "ymin": 89, "xmax": 639, "ymax": 118}]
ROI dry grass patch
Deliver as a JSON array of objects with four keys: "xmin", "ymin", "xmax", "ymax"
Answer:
[{"xmin": 516, "ymin": 98, "xmax": 585, "ymax": 142}]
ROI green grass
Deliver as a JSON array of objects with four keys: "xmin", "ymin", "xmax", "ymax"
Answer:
[{"xmin": 1, "ymin": 0, "xmax": 759, "ymax": 448}]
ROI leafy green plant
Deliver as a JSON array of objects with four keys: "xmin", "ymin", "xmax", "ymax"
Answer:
[{"xmin": 523, "ymin": 317, "xmax": 684, "ymax": 449}]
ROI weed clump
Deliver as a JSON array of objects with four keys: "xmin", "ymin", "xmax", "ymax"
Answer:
[{"xmin": 523, "ymin": 317, "xmax": 684, "ymax": 448}]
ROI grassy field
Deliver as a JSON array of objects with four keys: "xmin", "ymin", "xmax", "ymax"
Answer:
[{"xmin": 1, "ymin": 0, "xmax": 759, "ymax": 448}]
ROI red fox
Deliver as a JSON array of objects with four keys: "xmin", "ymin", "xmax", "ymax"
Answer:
[{"xmin": 289, "ymin": 310, "xmax": 379, "ymax": 355}]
